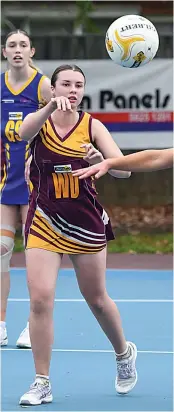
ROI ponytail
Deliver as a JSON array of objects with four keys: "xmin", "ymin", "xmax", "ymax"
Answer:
[{"xmin": 29, "ymin": 58, "xmax": 43, "ymax": 74}]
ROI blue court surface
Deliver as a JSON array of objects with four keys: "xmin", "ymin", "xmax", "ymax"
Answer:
[{"xmin": 1, "ymin": 267, "xmax": 173, "ymax": 411}]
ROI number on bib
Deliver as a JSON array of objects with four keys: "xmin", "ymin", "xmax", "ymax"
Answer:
[
  {"xmin": 5, "ymin": 120, "xmax": 23, "ymax": 142},
  {"xmin": 52, "ymin": 173, "xmax": 79, "ymax": 199}
]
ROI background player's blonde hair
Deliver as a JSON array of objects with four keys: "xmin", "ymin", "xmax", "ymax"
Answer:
[
  {"xmin": 3, "ymin": 29, "xmax": 42, "ymax": 73},
  {"xmin": 28, "ymin": 58, "xmax": 42, "ymax": 73}
]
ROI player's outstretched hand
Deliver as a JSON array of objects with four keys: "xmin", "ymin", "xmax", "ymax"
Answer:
[
  {"xmin": 51, "ymin": 97, "xmax": 73, "ymax": 112},
  {"xmin": 72, "ymin": 159, "xmax": 110, "ymax": 180}
]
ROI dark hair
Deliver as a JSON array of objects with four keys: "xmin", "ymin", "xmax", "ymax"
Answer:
[
  {"xmin": 3, "ymin": 29, "xmax": 41, "ymax": 72},
  {"xmin": 51, "ymin": 64, "xmax": 86, "ymax": 87}
]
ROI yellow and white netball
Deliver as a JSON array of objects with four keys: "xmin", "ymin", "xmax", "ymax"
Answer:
[{"xmin": 105, "ymin": 15, "xmax": 159, "ymax": 68}]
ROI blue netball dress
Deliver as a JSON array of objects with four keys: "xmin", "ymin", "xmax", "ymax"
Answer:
[{"xmin": 1, "ymin": 70, "xmax": 46, "ymax": 205}]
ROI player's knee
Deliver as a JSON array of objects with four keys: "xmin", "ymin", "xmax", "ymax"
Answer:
[
  {"xmin": 85, "ymin": 293, "xmax": 106, "ymax": 314},
  {"xmin": 0, "ymin": 228, "xmax": 15, "ymax": 272},
  {"xmin": 30, "ymin": 291, "xmax": 54, "ymax": 315}
]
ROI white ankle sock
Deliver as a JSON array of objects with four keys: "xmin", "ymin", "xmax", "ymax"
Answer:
[
  {"xmin": 36, "ymin": 374, "xmax": 49, "ymax": 381},
  {"xmin": 0, "ymin": 321, "xmax": 6, "ymax": 328},
  {"xmin": 116, "ymin": 343, "xmax": 131, "ymax": 359}
]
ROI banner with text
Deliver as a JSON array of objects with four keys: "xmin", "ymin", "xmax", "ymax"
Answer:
[{"xmin": 2, "ymin": 59, "xmax": 173, "ymax": 148}]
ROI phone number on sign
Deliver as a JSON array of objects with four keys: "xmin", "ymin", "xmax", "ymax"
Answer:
[{"xmin": 129, "ymin": 112, "xmax": 173, "ymax": 122}]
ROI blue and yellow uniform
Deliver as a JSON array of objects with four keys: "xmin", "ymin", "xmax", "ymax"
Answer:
[
  {"xmin": 0, "ymin": 138, "xmax": 7, "ymax": 195},
  {"xmin": 1, "ymin": 70, "xmax": 46, "ymax": 205}
]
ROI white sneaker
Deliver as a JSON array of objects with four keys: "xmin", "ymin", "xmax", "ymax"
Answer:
[
  {"xmin": 16, "ymin": 323, "xmax": 31, "ymax": 348},
  {"xmin": 115, "ymin": 341, "xmax": 138, "ymax": 394},
  {"xmin": 19, "ymin": 378, "xmax": 53, "ymax": 405},
  {"xmin": 0, "ymin": 324, "xmax": 8, "ymax": 346}
]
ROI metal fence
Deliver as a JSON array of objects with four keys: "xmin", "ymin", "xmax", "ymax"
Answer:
[{"xmin": 1, "ymin": 33, "xmax": 173, "ymax": 60}]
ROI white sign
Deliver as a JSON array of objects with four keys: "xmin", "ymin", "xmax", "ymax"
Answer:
[{"xmin": 2, "ymin": 59, "xmax": 173, "ymax": 148}]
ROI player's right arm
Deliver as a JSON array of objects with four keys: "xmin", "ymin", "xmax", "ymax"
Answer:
[
  {"xmin": 18, "ymin": 97, "xmax": 72, "ymax": 141},
  {"xmin": 18, "ymin": 100, "xmax": 55, "ymax": 141}
]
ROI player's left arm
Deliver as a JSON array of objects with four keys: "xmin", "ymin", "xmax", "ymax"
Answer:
[
  {"xmin": 104, "ymin": 148, "xmax": 174, "ymax": 172},
  {"xmin": 40, "ymin": 77, "xmax": 52, "ymax": 103},
  {"xmin": 91, "ymin": 118, "xmax": 131, "ymax": 178}
]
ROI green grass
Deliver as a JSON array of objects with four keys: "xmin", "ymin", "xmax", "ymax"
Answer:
[
  {"xmin": 108, "ymin": 233, "xmax": 173, "ymax": 254},
  {"xmin": 14, "ymin": 232, "xmax": 173, "ymax": 254},
  {"xmin": 14, "ymin": 235, "xmax": 25, "ymax": 252}
]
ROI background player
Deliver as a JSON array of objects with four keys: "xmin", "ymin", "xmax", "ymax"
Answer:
[{"xmin": 1, "ymin": 30, "xmax": 52, "ymax": 348}]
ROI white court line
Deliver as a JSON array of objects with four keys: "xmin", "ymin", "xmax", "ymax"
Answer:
[
  {"xmin": 10, "ymin": 267, "xmax": 173, "ymax": 273},
  {"xmin": 1, "ymin": 348, "xmax": 173, "ymax": 354},
  {"xmin": 8, "ymin": 298, "xmax": 173, "ymax": 302}
]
